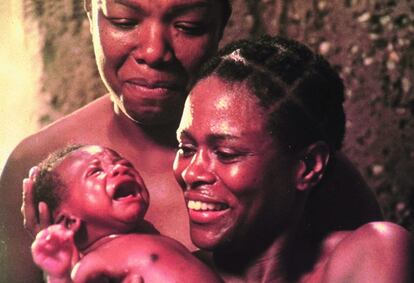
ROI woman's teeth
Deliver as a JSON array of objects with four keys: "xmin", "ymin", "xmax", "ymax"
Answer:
[{"xmin": 187, "ymin": 200, "xmax": 227, "ymax": 211}]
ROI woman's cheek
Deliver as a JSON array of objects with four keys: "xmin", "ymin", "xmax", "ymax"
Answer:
[
  {"xmin": 172, "ymin": 156, "xmax": 188, "ymax": 189},
  {"xmin": 174, "ymin": 36, "xmax": 217, "ymax": 74},
  {"xmin": 228, "ymin": 165, "xmax": 242, "ymax": 180},
  {"xmin": 224, "ymin": 165, "xmax": 258, "ymax": 193}
]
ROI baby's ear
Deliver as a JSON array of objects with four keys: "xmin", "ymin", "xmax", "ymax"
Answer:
[
  {"xmin": 55, "ymin": 211, "xmax": 81, "ymax": 233},
  {"xmin": 295, "ymin": 141, "xmax": 330, "ymax": 192}
]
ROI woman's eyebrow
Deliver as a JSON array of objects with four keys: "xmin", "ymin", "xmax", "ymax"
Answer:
[
  {"xmin": 113, "ymin": 0, "xmax": 146, "ymax": 13},
  {"xmin": 167, "ymin": 1, "xmax": 211, "ymax": 17},
  {"xmin": 207, "ymin": 133, "xmax": 239, "ymax": 144},
  {"xmin": 113, "ymin": 0, "xmax": 211, "ymax": 16},
  {"xmin": 177, "ymin": 130, "xmax": 194, "ymax": 141}
]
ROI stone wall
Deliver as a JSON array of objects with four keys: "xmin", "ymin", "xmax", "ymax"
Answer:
[{"xmin": 24, "ymin": 0, "xmax": 414, "ymax": 230}]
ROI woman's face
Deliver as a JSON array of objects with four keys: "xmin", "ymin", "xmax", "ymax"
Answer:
[
  {"xmin": 88, "ymin": 0, "xmax": 224, "ymax": 124},
  {"xmin": 173, "ymin": 76, "xmax": 297, "ymax": 250}
]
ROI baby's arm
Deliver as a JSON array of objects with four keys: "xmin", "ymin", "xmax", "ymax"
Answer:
[{"xmin": 31, "ymin": 224, "xmax": 79, "ymax": 283}]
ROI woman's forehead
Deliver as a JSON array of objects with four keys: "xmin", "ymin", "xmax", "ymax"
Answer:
[
  {"xmin": 179, "ymin": 77, "xmax": 268, "ymax": 136},
  {"xmin": 189, "ymin": 77, "xmax": 260, "ymax": 113},
  {"xmin": 95, "ymin": 0, "xmax": 223, "ymax": 11}
]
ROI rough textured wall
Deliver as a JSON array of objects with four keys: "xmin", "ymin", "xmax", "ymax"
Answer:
[
  {"xmin": 23, "ymin": 0, "xmax": 106, "ymax": 123},
  {"xmin": 25, "ymin": 0, "xmax": 414, "ymax": 230}
]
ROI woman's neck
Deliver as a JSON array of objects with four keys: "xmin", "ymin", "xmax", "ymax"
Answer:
[
  {"xmin": 212, "ymin": 210, "xmax": 314, "ymax": 283},
  {"xmin": 110, "ymin": 96, "xmax": 179, "ymax": 149},
  {"xmin": 213, "ymin": 233, "xmax": 289, "ymax": 283}
]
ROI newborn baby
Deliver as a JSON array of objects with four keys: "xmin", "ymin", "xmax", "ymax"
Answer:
[{"xmin": 30, "ymin": 144, "xmax": 221, "ymax": 283}]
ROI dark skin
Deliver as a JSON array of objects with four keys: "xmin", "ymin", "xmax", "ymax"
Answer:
[
  {"xmin": 1, "ymin": 0, "xmax": 225, "ymax": 281},
  {"xmin": 30, "ymin": 146, "xmax": 222, "ymax": 283},
  {"xmin": 73, "ymin": 234, "xmax": 223, "ymax": 283},
  {"xmin": 1, "ymin": 2, "xmax": 381, "ymax": 282},
  {"xmin": 33, "ymin": 229, "xmax": 223, "ymax": 283},
  {"xmin": 173, "ymin": 77, "xmax": 412, "ymax": 282}
]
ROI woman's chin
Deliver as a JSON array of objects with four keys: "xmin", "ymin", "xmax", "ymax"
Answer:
[{"xmin": 190, "ymin": 224, "xmax": 232, "ymax": 251}]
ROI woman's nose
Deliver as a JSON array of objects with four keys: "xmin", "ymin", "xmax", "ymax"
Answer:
[
  {"xmin": 181, "ymin": 150, "xmax": 216, "ymax": 189},
  {"xmin": 133, "ymin": 21, "xmax": 173, "ymax": 67}
]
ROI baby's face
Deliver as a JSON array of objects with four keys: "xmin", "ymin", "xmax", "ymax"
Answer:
[{"xmin": 55, "ymin": 145, "xmax": 149, "ymax": 233}]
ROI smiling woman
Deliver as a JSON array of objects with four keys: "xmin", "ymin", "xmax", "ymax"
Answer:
[
  {"xmin": 173, "ymin": 35, "xmax": 414, "ymax": 282},
  {"xmin": 175, "ymin": 78, "xmax": 295, "ymax": 250}
]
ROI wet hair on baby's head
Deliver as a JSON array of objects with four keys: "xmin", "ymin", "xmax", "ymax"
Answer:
[
  {"xmin": 191, "ymin": 35, "xmax": 346, "ymax": 152},
  {"xmin": 33, "ymin": 144, "xmax": 84, "ymax": 222}
]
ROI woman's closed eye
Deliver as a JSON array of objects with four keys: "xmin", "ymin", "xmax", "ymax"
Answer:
[
  {"xmin": 214, "ymin": 149, "xmax": 246, "ymax": 164},
  {"xmin": 177, "ymin": 144, "xmax": 196, "ymax": 158},
  {"xmin": 174, "ymin": 21, "xmax": 207, "ymax": 36},
  {"xmin": 108, "ymin": 18, "xmax": 139, "ymax": 30}
]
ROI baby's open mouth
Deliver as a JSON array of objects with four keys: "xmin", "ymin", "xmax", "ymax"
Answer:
[{"xmin": 113, "ymin": 181, "xmax": 138, "ymax": 200}]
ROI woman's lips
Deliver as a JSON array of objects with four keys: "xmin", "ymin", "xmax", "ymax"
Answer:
[
  {"xmin": 122, "ymin": 79, "xmax": 182, "ymax": 99},
  {"xmin": 186, "ymin": 199, "xmax": 230, "ymax": 224}
]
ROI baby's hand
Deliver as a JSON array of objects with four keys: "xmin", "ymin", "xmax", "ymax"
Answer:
[{"xmin": 31, "ymin": 224, "xmax": 78, "ymax": 279}]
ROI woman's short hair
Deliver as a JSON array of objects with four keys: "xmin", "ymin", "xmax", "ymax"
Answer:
[{"xmin": 191, "ymin": 35, "xmax": 346, "ymax": 152}]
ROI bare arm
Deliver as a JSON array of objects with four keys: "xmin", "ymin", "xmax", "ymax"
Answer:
[{"xmin": 0, "ymin": 142, "xmax": 46, "ymax": 282}]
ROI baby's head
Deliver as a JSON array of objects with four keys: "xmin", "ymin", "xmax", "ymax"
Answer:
[{"xmin": 34, "ymin": 145, "xmax": 149, "ymax": 242}]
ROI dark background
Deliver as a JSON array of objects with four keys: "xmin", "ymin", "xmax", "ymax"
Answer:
[{"xmin": 24, "ymin": 0, "xmax": 414, "ymax": 231}]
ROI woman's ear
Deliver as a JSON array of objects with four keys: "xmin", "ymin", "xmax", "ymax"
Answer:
[
  {"xmin": 55, "ymin": 211, "xmax": 82, "ymax": 233},
  {"xmin": 295, "ymin": 141, "xmax": 330, "ymax": 191}
]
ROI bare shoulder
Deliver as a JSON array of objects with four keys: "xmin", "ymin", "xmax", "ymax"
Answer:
[
  {"xmin": 322, "ymin": 222, "xmax": 414, "ymax": 283},
  {"xmin": 9, "ymin": 96, "xmax": 112, "ymax": 162},
  {"xmin": 21, "ymin": 94, "xmax": 113, "ymax": 148},
  {"xmin": 332, "ymin": 222, "xmax": 413, "ymax": 253},
  {"xmin": 1, "ymin": 95, "xmax": 112, "ymax": 182}
]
